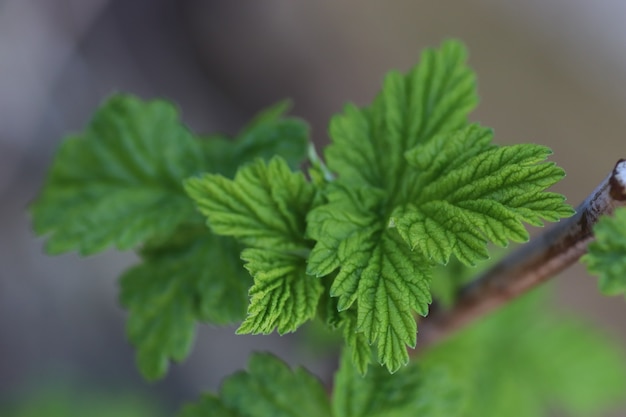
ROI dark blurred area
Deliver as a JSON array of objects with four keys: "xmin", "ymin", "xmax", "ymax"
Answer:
[{"xmin": 2, "ymin": 0, "xmax": 626, "ymax": 415}]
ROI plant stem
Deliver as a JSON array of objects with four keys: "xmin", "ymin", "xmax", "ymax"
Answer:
[
  {"xmin": 416, "ymin": 159, "xmax": 626, "ymax": 350},
  {"xmin": 308, "ymin": 143, "xmax": 335, "ymax": 182}
]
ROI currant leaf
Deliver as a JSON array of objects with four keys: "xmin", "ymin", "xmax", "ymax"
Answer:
[
  {"xmin": 393, "ymin": 124, "xmax": 573, "ymax": 265},
  {"xmin": 333, "ymin": 349, "xmax": 461, "ymax": 417},
  {"xmin": 32, "ymin": 95, "xmax": 205, "ymax": 254},
  {"xmin": 307, "ymin": 41, "xmax": 571, "ymax": 373},
  {"xmin": 583, "ymin": 207, "xmax": 626, "ymax": 297},
  {"xmin": 185, "ymin": 157, "xmax": 320, "ymax": 334},
  {"xmin": 120, "ymin": 227, "xmax": 250, "ymax": 380},
  {"xmin": 179, "ymin": 353, "xmax": 330, "ymax": 417}
]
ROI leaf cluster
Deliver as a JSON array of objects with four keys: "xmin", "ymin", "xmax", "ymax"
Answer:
[
  {"xmin": 32, "ymin": 41, "xmax": 574, "ymax": 375},
  {"xmin": 180, "ymin": 350, "xmax": 458, "ymax": 417},
  {"xmin": 30, "ymin": 39, "xmax": 626, "ymax": 417},
  {"xmin": 32, "ymin": 96, "xmax": 309, "ymax": 379},
  {"xmin": 179, "ymin": 291, "xmax": 626, "ymax": 417}
]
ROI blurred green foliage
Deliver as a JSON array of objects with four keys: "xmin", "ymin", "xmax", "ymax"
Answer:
[{"xmin": 3, "ymin": 380, "xmax": 164, "ymax": 417}]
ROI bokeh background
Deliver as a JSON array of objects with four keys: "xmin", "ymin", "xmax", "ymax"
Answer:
[{"xmin": 1, "ymin": 0, "xmax": 626, "ymax": 415}]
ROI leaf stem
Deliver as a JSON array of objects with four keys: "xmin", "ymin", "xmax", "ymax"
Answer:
[
  {"xmin": 307, "ymin": 143, "xmax": 335, "ymax": 182},
  {"xmin": 416, "ymin": 159, "xmax": 626, "ymax": 350}
]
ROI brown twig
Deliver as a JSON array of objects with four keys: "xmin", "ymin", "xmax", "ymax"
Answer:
[{"xmin": 416, "ymin": 159, "xmax": 626, "ymax": 350}]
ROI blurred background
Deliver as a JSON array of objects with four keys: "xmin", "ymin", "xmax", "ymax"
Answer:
[{"xmin": 1, "ymin": 0, "xmax": 626, "ymax": 415}]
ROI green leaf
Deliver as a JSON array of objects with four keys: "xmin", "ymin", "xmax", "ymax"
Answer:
[
  {"xmin": 309, "ymin": 41, "xmax": 571, "ymax": 372},
  {"xmin": 308, "ymin": 185, "xmax": 432, "ymax": 372},
  {"xmin": 200, "ymin": 100, "xmax": 309, "ymax": 178},
  {"xmin": 338, "ymin": 309, "xmax": 373, "ymax": 376},
  {"xmin": 236, "ymin": 101, "xmax": 310, "ymax": 170},
  {"xmin": 332, "ymin": 349, "xmax": 461, "ymax": 417},
  {"xmin": 31, "ymin": 95, "xmax": 311, "ymax": 380},
  {"xmin": 31, "ymin": 95, "xmax": 206, "ymax": 255},
  {"xmin": 236, "ymin": 248, "xmax": 322, "ymax": 334},
  {"xmin": 422, "ymin": 290, "xmax": 626, "ymax": 417},
  {"xmin": 314, "ymin": 277, "xmax": 372, "ymax": 373},
  {"xmin": 32, "ymin": 96, "xmax": 309, "ymax": 255},
  {"xmin": 186, "ymin": 157, "xmax": 314, "ymax": 248},
  {"xmin": 582, "ymin": 207, "xmax": 626, "ymax": 297},
  {"xmin": 325, "ymin": 40, "xmax": 476, "ymax": 192},
  {"xmin": 307, "ymin": 41, "xmax": 474, "ymax": 371},
  {"xmin": 393, "ymin": 124, "xmax": 573, "ymax": 265},
  {"xmin": 185, "ymin": 157, "xmax": 320, "ymax": 334},
  {"xmin": 178, "ymin": 353, "xmax": 331, "ymax": 417},
  {"xmin": 120, "ymin": 226, "xmax": 251, "ymax": 380}
]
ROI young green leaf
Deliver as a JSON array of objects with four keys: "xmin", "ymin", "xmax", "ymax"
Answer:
[
  {"xmin": 422, "ymin": 290, "xmax": 626, "ymax": 417},
  {"xmin": 186, "ymin": 157, "xmax": 314, "ymax": 248},
  {"xmin": 307, "ymin": 40, "xmax": 572, "ymax": 372},
  {"xmin": 199, "ymin": 100, "xmax": 309, "ymax": 178},
  {"xmin": 325, "ymin": 40, "xmax": 476, "ymax": 192},
  {"xmin": 235, "ymin": 101, "xmax": 310, "ymax": 170},
  {"xmin": 120, "ymin": 226, "xmax": 251, "ymax": 380},
  {"xmin": 315, "ymin": 279, "xmax": 373, "ymax": 374},
  {"xmin": 332, "ymin": 349, "xmax": 461, "ymax": 417},
  {"xmin": 307, "ymin": 185, "xmax": 432, "ymax": 372},
  {"xmin": 393, "ymin": 124, "xmax": 573, "ymax": 265},
  {"xmin": 236, "ymin": 248, "xmax": 322, "ymax": 334},
  {"xmin": 31, "ymin": 95, "xmax": 209, "ymax": 255},
  {"xmin": 185, "ymin": 157, "xmax": 321, "ymax": 335},
  {"xmin": 178, "ymin": 353, "xmax": 331, "ymax": 417},
  {"xmin": 307, "ymin": 40, "xmax": 477, "ymax": 371},
  {"xmin": 338, "ymin": 309, "xmax": 374, "ymax": 376},
  {"xmin": 582, "ymin": 207, "xmax": 626, "ymax": 297}
]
